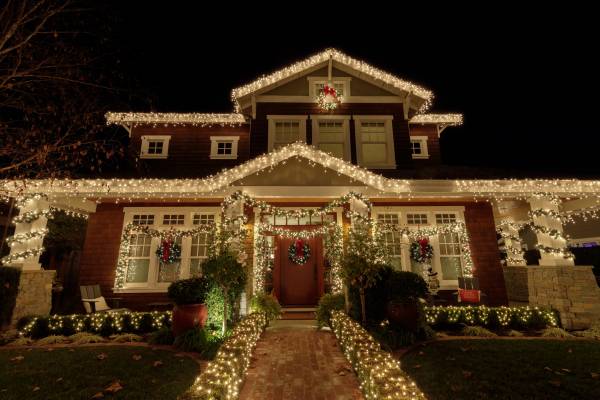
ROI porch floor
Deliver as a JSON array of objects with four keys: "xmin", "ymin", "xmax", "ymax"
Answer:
[{"xmin": 239, "ymin": 320, "xmax": 363, "ymax": 400}]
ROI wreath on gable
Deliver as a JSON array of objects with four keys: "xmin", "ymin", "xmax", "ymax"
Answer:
[
  {"xmin": 316, "ymin": 84, "xmax": 342, "ymax": 111},
  {"xmin": 156, "ymin": 237, "xmax": 182, "ymax": 264},
  {"xmin": 410, "ymin": 237, "xmax": 434, "ymax": 264},
  {"xmin": 288, "ymin": 238, "xmax": 311, "ymax": 265}
]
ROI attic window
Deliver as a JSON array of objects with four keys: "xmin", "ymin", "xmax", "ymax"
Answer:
[
  {"xmin": 307, "ymin": 77, "xmax": 351, "ymax": 97},
  {"xmin": 140, "ymin": 135, "xmax": 171, "ymax": 159},
  {"xmin": 210, "ymin": 136, "xmax": 239, "ymax": 159}
]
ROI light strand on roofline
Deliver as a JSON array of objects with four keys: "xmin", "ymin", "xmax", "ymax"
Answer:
[{"xmin": 105, "ymin": 112, "xmax": 246, "ymax": 127}]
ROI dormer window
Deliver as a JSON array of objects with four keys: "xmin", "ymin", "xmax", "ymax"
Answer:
[
  {"xmin": 140, "ymin": 135, "xmax": 170, "ymax": 159},
  {"xmin": 210, "ymin": 136, "xmax": 239, "ymax": 159},
  {"xmin": 410, "ymin": 136, "xmax": 429, "ymax": 159}
]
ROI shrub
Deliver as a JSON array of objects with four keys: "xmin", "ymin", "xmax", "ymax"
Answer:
[
  {"xmin": 315, "ymin": 293, "xmax": 345, "ymax": 329},
  {"xmin": 69, "ymin": 332, "xmax": 105, "ymax": 344},
  {"xmin": 425, "ymin": 306, "xmax": 559, "ymax": 331},
  {"xmin": 174, "ymin": 327, "xmax": 209, "ymax": 353},
  {"xmin": 205, "ymin": 285, "xmax": 232, "ymax": 331},
  {"xmin": 541, "ymin": 327, "xmax": 573, "ymax": 338},
  {"xmin": 7, "ymin": 337, "xmax": 33, "ymax": 346},
  {"xmin": 349, "ymin": 265, "xmax": 394, "ymax": 325},
  {"xmin": 148, "ymin": 327, "xmax": 175, "ymax": 345},
  {"xmin": 250, "ymin": 293, "xmax": 281, "ymax": 322},
  {"xmin": 341, "ymin": 254, "xmax": 382, "ymax": 326},
  {"xmin": 181, "ymin": 313, "xmax": 267, "ymax": 400},
  {"xmin": 18, "ymin": 311, "xmax": 171, "ymax": 338},
  {"xmin": 329, "ymin": 311, "xmax": 426, "ymax": 400},
  {"xmin": 110, "ymin": 333, "xmax": 143, "ymax": 343},
  {"xmin": 168, "ymin": 277, "xmax": 210, "ymax": 305},
  {"xmin": 572, "ymin": 322, "xmax": 600, "ymax": 340},
  {"xmin": 0, "ymin": 267, "xmax": 21, "ymax": 328},
  {"xmin": 386, "ymin": 271, "xmax": 428, "ymax": 303},
  {"xmin": 461, "ymin": 326, "xmax": 497, "ymax": 337}
]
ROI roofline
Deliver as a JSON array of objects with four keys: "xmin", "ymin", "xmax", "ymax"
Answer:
[
  {"xmin": 105, "ymin": 112, "xmax": 247, "ymax": 127},
  {"xmin": 230, "ymin": 48, "xmax": 434, "ymax": 112},
  {"xmin": 409, "ymin": 113, "xmax": 463, "ymax": 126}
]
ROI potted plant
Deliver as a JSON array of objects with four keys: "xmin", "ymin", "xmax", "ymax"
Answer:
[
  {"xmin": 385, "ymin": 271, "xmax": 428, "ymax": 331},
  {"xmin": 168, "ymin": 277, "xmax": 210, "ymax": 337}
]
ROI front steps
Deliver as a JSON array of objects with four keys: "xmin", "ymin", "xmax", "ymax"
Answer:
[{"xmin": 280, "ymin": 307, "xmax": 316, "ymax": 320}]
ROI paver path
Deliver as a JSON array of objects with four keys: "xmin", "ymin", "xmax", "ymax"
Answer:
[{"xmin": 239, "ymin": 320, "xmax": 364, "ymax": 400}]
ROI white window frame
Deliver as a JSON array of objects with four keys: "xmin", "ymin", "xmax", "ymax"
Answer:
[
  {"xmin": 372, "ymin": 206, "xmax": 466, "ymax": 289},
  {"xmin": 117, "ymin": 207, "xmax": 220, "ymax": 293},
  {"xmin": 140, "ymin": 135, "xmax": 171, "ymax": 159},
  {"xmin": 310, "ymin": 115, "xmax": 351, "ymax": 161},
  {"xmin": 410, "ymin": 136, "xmax": 429, "ymax": 159},
  {"xmin": 210, "ymin": 136, "xmax": 240, "ymax": 159},
  {"xmin": 307, "ymin": 76, "xmax": 352, "ymax": 98},
  {"xmin": 353, "ymin": 115, "xmax": 396, "ymax": 169},
  {"xmin": 267, "ymin": 115, "xmax": 307, "ymax": 152}
]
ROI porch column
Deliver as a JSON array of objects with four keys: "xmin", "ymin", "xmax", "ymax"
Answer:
[
  {"xmin": 5, "ymin": 196, "xmax": 50, "ymax": 270},
  {"xmin": 497, "ymin": 218, "xmax": 526, "ymax": 266},
  {"xmin": 527, "ymin": 196, "xmax": 574, "ymax": 266}
]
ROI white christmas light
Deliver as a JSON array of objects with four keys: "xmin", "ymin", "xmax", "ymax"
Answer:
[
  {"xmin": 105, "ymin": 112, "xmax": 246, "ymax": 127},
  {"xmin": 409, "ymin": 113, "xmax": 463, "ymax": 125}
]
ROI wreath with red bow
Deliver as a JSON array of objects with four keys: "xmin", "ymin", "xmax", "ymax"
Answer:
[
  {"xmin": 288, "ymin": 238, "xmax": 311, "ymax": 265},
  {"xmin": 410, "ymin": 237, "xmax": 434, "ymax": 264},
  {"xmin": 316, "ymin": 84, "xmax": 341, "ymax": 111},
  {"xmin": 156, "ymin": 237, "xmax": 182, "ymax": 264}
]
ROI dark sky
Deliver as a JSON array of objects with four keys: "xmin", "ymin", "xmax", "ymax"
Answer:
[{"xmin": 105, "ymin": 3, "xmax": 599, "ymax": 175}]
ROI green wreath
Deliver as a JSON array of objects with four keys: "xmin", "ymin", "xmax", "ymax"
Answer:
[
  {"xmin": 156, "ymin": 239, "xmax": 182, "ymax": 264},
  {"xmin": 410, "ymin": 238, "xmax": 434, "ymax": 264},
  {"xmin": 288, "ymin": 239, "xmax": 311, "ymax": 265}
]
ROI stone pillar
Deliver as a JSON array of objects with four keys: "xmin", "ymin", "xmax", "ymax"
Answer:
[
  {"xmin": 527, "ymin": 196, "xmax": 574, "ymax": 266},
  {"xmin": 11, "ymin": 269, "xmax": 56, "ymax": 325}
]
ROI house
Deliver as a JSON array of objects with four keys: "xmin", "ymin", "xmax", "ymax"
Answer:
[{"xmin": 2, "ymin": 48, "xmax": 600, "ymax": 329}]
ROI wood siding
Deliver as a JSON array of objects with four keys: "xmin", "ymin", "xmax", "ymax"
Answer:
[{"xmin": 408, "ymin": 124, "xmax": 441, "ymax": 165}]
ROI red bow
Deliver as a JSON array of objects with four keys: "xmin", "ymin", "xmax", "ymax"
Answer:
[
  {"xmin": 161, "ymin": 238, "xmax": 172, "ymax": 263},
  {"xmin": 323, "ymin": 84, "xmax": 336, "ymax": 96},
  {"xmin": 418, "ymin": 238, "xmax": 429, "ymax": 257},
  {"xmin": 295, "ymin": 238, "xmax": 304, "ymax": 258}
]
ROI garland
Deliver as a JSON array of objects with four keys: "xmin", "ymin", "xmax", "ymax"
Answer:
[
  {"xmin": 288, "ymin": 239, "xmax": 311, "ymax": 265},
  {"xmin": 410, "ymin": 237, "xmax": 434, "ymax": 263}
]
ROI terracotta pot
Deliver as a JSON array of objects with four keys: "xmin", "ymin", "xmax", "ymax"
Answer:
[
  {"xmin": 386, "ymin": 301, "xmax": 419, "ymax": 331},
  {"xmin": 172, "ymin": 303, "xmax": 208, "ymax": 337}
]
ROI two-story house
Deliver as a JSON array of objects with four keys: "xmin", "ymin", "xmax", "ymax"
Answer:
[{"xmin": 4, "ymin": 49, "xmax": 600, "ymax": 329}]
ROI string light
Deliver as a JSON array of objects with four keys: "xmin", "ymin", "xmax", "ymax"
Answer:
[
  {"xmin": 5, "ymin": 228, "xmax": 49, "ymax": 246},
  {"xmin": 408, "ymin": 114, "xmax": 463, "ymax": 126},
  {"xmin": 330, "ymin": 311, "xmax": 426, "ymax": 400},
  {"xmin": 230, "ymin": 48, "xmax": 434, "ymax": 112},
  {"xmin": 184, "ymin": 312, "xmax": 267, "ymax": 400},
  {"xmin": 425, "ymin": 305, "xmax": 558, "ymax": 328},
  {"xmin": 105, "ymin": 112, "xmax": 246, "ymax": 127},
  {"xmin": 1, "ymin": 247, "xmax": 46, "ymax": 265}
]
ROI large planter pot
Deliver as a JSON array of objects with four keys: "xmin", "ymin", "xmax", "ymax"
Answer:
[
  {"xmin": 386, "ymin": 301, "xmax": 419, "ymax": 331},
  {"xmin": 172, "ymin": 303, "xmax": 208, "ymax": 337}
]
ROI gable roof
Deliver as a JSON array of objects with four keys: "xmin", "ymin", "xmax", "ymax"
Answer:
[{"xmin": 231, "ymin": 48, "xmax": 434, "ymax": 112}]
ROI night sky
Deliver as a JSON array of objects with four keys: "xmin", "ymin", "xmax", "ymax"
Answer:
[{"xmin": 105, "ymin": 3, "xmax": 598, "ymax": 175}]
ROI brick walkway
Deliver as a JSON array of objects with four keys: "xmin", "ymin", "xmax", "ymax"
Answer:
[{"xmin": 239, "ymin": 320, "xmax": 364, "ymax": 400}]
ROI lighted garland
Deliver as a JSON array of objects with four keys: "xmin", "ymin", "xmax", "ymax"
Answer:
[
  {"xmin": 253, "ymin": 235, "xmax": 273, "ymax": 293},
  {"xmin": 288, "ymin": 239, "xmax": 311, "ymax": 265},
  {"xmin": 409, "ymin": 238, "xmax": 434, "ymax": 264},
  {"xmin": 183, "ymin": 312, "xmax": 267, "ymax": 400},
  {"xmin": 5, "ymin": 228, "xmax": 48, "ymax": 246},
  {"xmin": 330, "ymin": 311, "xmax": 426, "ymax": 400},
  {"xmin": 1, "ymin": 247, "xmax": 45, "ymax": 265},
  {"xmin": 424, "ymin": 305, "xmax": 558, "ymax": 329}
]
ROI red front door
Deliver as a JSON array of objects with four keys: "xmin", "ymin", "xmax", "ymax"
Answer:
[{"xmin": 276, "ymin": 236, "xmax": 322, "ymax": 306}]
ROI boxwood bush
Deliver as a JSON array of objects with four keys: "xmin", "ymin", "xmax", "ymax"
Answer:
[{"xmin": 19, "ymin": 311, "xmax": 171, "ymax": 338}]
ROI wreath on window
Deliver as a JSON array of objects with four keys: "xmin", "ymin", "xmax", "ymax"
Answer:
[
  {"xmin": 410, "ymin": 237, "xmax": 434, "ymax": 264},
  {"xmin": 316, "ymin": 84, "xmax": 341, "ymax": 111},
  {"xmin": 156, "ymin": 237, "xmax": 182, "ymax": 264},
  {"xmin": 288, "ymin": 238, "xmax": 311, "ymax": 265}
]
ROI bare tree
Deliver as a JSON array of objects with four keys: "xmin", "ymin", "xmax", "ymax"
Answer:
[{"xmin": 0, "ymin": 0, "xmax": 138, "ymax": 179}]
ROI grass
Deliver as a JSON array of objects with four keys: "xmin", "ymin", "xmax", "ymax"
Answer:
[
  {"xmin": 402, "ymin": 339, "xmax": 600, "ymax": 400},
  {"xmin": 0, "ymin": 346, "xmax": 199, "ymax": 399}
]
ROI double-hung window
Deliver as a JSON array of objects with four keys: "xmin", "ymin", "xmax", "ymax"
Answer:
[
  {"xmin": 435, "ymin": 213, "xmax": 463, "ymax": 281},
  {"xmin": 189, "ymin": 214, "xmax": 215, "ymax": 277},
  {"xmin": 126, "ymin": 215, "xmax": 154, "ymax": 286},
  {"xmin": 140, "ymin": 135, "xmax": 171, "ymax": 159},
  {"xmin": 267, "ymin": 115, "xmax": 307, "ymax": 151},
  {"xmin": 311, "ymin": 115, "xmax": 351, "ymax": 160},
  {"xmin": 377, "ymin": 213, "xmax": 403, "ymax": 270},
  {"xmin": 354, "ymin": 116, "xmax": 396, "ymax": 168},
  {"xmin": 410, "ymin": 136, "xmax": 429, "ymax": 159}
]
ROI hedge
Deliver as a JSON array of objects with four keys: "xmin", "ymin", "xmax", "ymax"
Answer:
[
  {"xmin": 424, "ymin": 305, "xmax": 559, "ymax": 330},
  {"xmin": 330, "ymin": 311, "xmax": 426, "ymax": 400},
  {"xmin": 0, "ymin": 267, "xmax": 21, "ymax": 328},
  {"xmin": 182, "ymin": 312, "xmax": 267, "ymax": 400},
  {"xmin": 18, "ymin": 311, "xmax": 171, "ymax": 338}
]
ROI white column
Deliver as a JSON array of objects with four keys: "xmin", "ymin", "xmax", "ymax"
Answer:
[
  {"xmin": 498, "ymin": 218, "xmax": 526, "ymax": 266},
  {"xmin": 528, "ymin": 196, "xmax": 574, "ymax": 266},
  {"xmin": 7, "ymin": 197, "xmax": 50, "ymax": 270}
]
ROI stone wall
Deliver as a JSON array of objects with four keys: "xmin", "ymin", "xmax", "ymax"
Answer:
[
  {"xmin": 11, "ymin": 269, "xmax": 55, "ymax": 325},
  {"xmin": 504, "ymin": 264, "xmax": 600, "ymax": 329},
  {"xmin": 503, "ymin": 266, "xmax": 530, "ymax": 303}
]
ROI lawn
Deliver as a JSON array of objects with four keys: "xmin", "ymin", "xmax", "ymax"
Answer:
[
  {"xmin": 402, "ymin": 339, "xmax": 600, "ymax": 400},
  {"xmin": 0, "ymin": 346, "xmax": 199, "ymax": 399}
]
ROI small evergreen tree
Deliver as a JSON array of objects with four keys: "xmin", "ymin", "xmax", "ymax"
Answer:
[{"xmin": 341, "ymin": 254, "xmax": 381, "ymax": 326}]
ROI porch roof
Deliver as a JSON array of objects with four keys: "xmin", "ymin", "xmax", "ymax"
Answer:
[{"xmin": 2, "ymin": 143, "xmax": 600, "ymax": 201}]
